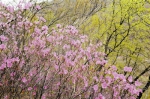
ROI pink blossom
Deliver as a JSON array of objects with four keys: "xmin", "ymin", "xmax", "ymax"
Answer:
[
  {"xmin": 28, "ymin": 87, "xmax": 32, "ymax": 91},
  {"xmin": 0, "ymin": 44, "xmax": 6, "ymax": 50},
  {"xmin": 106, "ymin": 76, "xmax": 112, "ymax": 84},
  {"xmin": 125, "ymin": 83, "xmax": 131, "ymax": 90},
  {"xmin": 18, "ymin": 22, "xmax": 23, "ymax": 27},
  {"xmin": 93, "ymin": 85, "xmax": 98, "ymax": 91},
  {"xmin": 119, "ymin": 74, "xmax": 126, "ymax": 82},
  {"xmin": 6, "ymin": 60, "xmax": 13, "ymax": 68},
  {"xmin": 0, "ymin": 63, "xmax": 6, "ymax": 70},
  {"xmin": 63, "ymin": 69, "xmax": 68, "ymax": 74},
  {"xmin": 112, "ymin": 65, "xmax": 117, "ymax": 71},
  {"xmin": 112, "ymin": 72, "xmax": 119, "ymax": 80},
  {"xmin": 39, "ymin": 17, "xmax": 46, "ymax": 22},
  {"xmin": 44, "ymin": 86, "xmax": 48, "ymax": 89},
  {"xmin": 87, "ymin": 47, "xmax": 91, "ymax": 52},
  {"xmin": 96, "ymin": 60, "xmax": 102, "ymax": 65},
  {"xmin": 10, "ymin": 72, "xmax": 16, "ymax": 77},
  {"xmin": 41, "ymin": 48, "xmax": 50, "ymax": 56},
  {"xmin": 105, "ymin": 70, "xmax": 111, "ymax": 74},
  {"xmin": 54, "ymin": 65, "xmax": 59, "ymax": 70},
  {"xmin": 33, "ymin": 92, "xmax": 36, "ymax": 96},
  {"xmin": 22, "ymin": 77, "xmax": 27, "ymax": 83},
  {"xmin": 42, "ymin": 25, "xmax": 48, "ymax": 31},
  {"xmin": 29, "ymin": 70, "xmax": 36, "ymax": 76},
  {"xmin": 47, "ymin": 36, "xmax": 55, "ymax": 43},
  {"xmin": 95, "ymin": 93, "xmax": 105, "ymax": 99},
  {"xmin": 12, "ymin": 57, "xmax": 20, "ymax": 62},
  {"xmin": 56, "ymin": 24, "xmax": 61, "ymax": 28},
  {"xmin": 57, "ymin": 82, "xmax": 60, "ymax": 86},
  {"xmin": 135, "ymin": 81, "xmax": 142, "ymax": 86},
  {"xmin": 124, "ymin": 66, "xmax": 132, "ymax": 72},
  {"xmin": 101, "ymin": 60, "xmax": 107, "ymax": 65},
  {"xmin": 41, "ymin": 94, "xmax": 46, "ymax": 99},
  {"xmin": 0, "ymin": 83, "xmax": 3, "ymax": 86},
  {"xmin": 4, "ymin": 95, "xmax": 8, "ymax": 99},
  {"xmin": 24, "ymin": 2, "xmax": 32, "ymax": 9},
  {"xmin": 131, "ymin": 86, "xmax": 141, "ymax": 95},
  {"xmin": 93, "ymin": 76, "xmax": 99, "ymax": 82},
  {"xmin": 128, "ymin": 76, "xmax": 133, "ymax": 82},
  {"xmin": 34, "ymin": 27, "xmax": 41, "ymax": 34},
  {"xmin": 63, "ymin": 44, "xmax": 70, "ymax": 50},
  {"xmin": 113, "ymin": 89, "xmax": 119, "ymax": 97},
  {"xmin": 83, "ymin": 77, "xmax": 88, "ymax": 87},
  {"xmin": 7, "ymin": 6, "xmax": 14, "ymax": 13},
  {"xmin": 101, "ymin": 82, "xmax": 107, "ymax": 89},
  {"xmin": 35, "ymin": 5, "xmax": 41, "ymax": 10}
]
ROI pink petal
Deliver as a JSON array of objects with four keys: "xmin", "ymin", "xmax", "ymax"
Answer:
[
  {"xmin": 124, "ymin": 66, "xmax": 132, "ymax": 72},
  {"xmin": 135, "ymin": 81, "xmax": 142, "ymax": 86},
  {"xmin": 93, "ymin": 85, "xmax": 98, "ymax": 91}
]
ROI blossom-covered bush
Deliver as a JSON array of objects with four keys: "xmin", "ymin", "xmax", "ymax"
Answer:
[{"xmin": 0, "ymin": 1, "xmax": 142, "ymax": 99}]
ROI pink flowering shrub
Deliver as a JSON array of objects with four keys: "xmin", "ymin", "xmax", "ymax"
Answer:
[{"xmin": 0, "ymin": 1, "xmax": 142, "ymax": 99}]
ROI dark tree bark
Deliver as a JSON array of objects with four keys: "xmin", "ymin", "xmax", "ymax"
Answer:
[{"xmin": 137, "ymin": 76, "xmax": 150, "ymax": 99}]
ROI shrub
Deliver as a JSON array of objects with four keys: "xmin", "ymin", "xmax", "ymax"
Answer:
[{"xmin": 0, "ymin": 1, "xmax": 142, "ymax": 99}]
